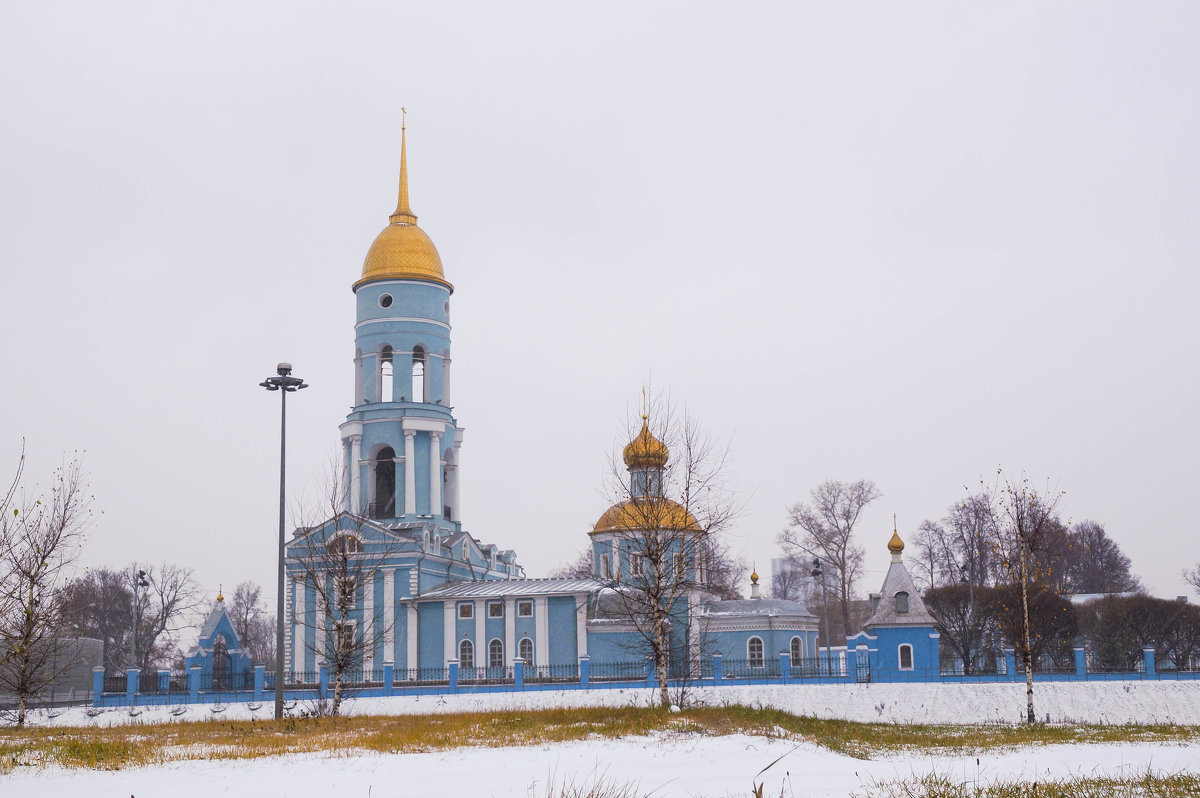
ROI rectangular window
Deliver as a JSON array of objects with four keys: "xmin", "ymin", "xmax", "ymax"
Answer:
[
  {"xmin": 488, "ymin": 602, "xmax": 504, "ymax": 618},
  {"xmin": 631, "ymin": 554, "xmax": 644, "ymax": 577},
  {"xmin": 458, "ymin": 603, "xmax": 473, "ymax": 619},
  {"xmin": 601, "ymin": 554, "xmax": 612, "ymax": 579},
  {"xmin": 517, "ymin": 600, "xmax": 533, "ymax": 618}
]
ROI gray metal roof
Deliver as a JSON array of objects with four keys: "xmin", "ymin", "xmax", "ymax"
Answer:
[
  {"xmin": 700, "ymin": 597, "xmax": 817, "ymax": 619},
  {"xmin": 419, "ymin": 577, "xmax": 604, "ymax": 600},
  {"xmin": 863, "ymin": 557, "xmax": 936, "ymax": 628}
]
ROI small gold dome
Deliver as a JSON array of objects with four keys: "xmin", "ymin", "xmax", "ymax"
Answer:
[
  {"xmin": 888, "ymin": 530, "xmax": 905, "ymax": 554},
  {"xmin": 623, "ymin": 416, "xmax": 669, "ymax": 470},
  {"xmin": 750, "ymin": 568, "xmax": 759, "ymax": 585},
  {"xmin": 354, "ymin": 121, "xmax": 453, "ymax": 293},
  {"xmin": 591, "ymin": 498, "xmax": 699, "ymax": 535}
]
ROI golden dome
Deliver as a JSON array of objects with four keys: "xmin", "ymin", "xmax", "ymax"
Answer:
[
  {"xmin": 591, "ymin": 498, "xmax": 700, "ymax": 535},
  {"xmin": 355, "ymin": 121, "xmax": 453, "ymax": 292},
  {"xmin": 888, "ymin": 529, "xmax": 905, "ymax": 554},
  {"xmin": 623, "ymin": 416, "xmax": 669, "ymax": 470}
]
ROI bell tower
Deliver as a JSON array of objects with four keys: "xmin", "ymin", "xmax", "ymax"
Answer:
[{"xmin": 339, "ymin": 116, "xmax": 461, "ymax": 530}]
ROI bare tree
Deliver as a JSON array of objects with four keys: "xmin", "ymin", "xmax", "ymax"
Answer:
[
  {"xmin": 0, "ymin": 448, "xmax": 92, "ymax": 727},
  {"xmin": 1186, "ymin": 564, "xmax": 1200, "ymax": 596},
  {"xmin": 777, "ymin": 479, "xmax": 880, "ymax": 642},
  {"xmin": 289, "ymin": 469, "xmax": 400, "ymax": 716},
  {"xmin": 228, "ymin": 580, "xmax": 276, "ymax": 668},
  {"xmin": 59, "ymin": 568, "xmax": 134, "ymax": 675},
  {"xmin": 594, "ymin": 398, "xmax": 739, "ymax": 708},
  {"xmin": 985, "ymin": 471, "xmax": 1065, "ymax": 724},
  {"xmin": 550, "ymin": 547, "xmax": 593, "ymax": 579},
  {"xmin": 128, "ymin": 563, "xmax": 203, "ymax": 673},
  {"xmin": 1059, "ymin": 521, "xmax": 1141, "ymax": 595}
]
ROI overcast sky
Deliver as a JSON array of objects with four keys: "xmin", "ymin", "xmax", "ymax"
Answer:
[{"xmin": 2, "ymin": 2, "xmax": 1197, "ymax": 611}]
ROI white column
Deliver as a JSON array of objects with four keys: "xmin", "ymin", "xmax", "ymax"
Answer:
[
  {"xmin": 452, "ymin": 446, "xmax": 461, "ymax": 521},
  {"xmin": 534, "ymin": 597, "xmax": 550, "ymax": 667},
  {"xmin": 505, "ymin": 598, "xmax": 516, "ymax": 663},
  {"xmin": 292, "ymin": 577, "xmax": 303, "ymax": 671},
  {"xmin": 443, "ymin": 601, "xmax": 456, "ymax": 663},
  {"xmin": 575, "ymin": 595, "xmax": 588, "ymax": 658},
  {"xmin": 349, "ymin": 435, "xmax": 362, "ymax": 514},
  {"xmin": 403, "ymin": 431, "xmax": 416, "ymax": 515},
  {"xmin": 429, "ymin": 432, "xmax": 442, "ymax": 517},
  {"xmin": 363, "ymin": 574, "xmax": 374, "ymax": 674},
  {"xmin": 384, "ymin": 569, "xmax": 396, "ymax": 663},
  {"xmin": 340, "ymin": 440, "xmax": 351, "ymax": 512},
  {"xmin": 475, "ymin": 599, "xmax": 485, "ymax": 661},
  {"xmin": 442, "ymin": 355, "xmax": 451, "ymax": 406},
  {"xmin": 406, "ymin": 604, "xmax": 418, "ymax": 673}
]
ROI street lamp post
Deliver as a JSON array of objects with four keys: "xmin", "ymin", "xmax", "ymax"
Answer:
[
  {"xmin": 260, "ymin": 362, "xmax": 307, "ymax": 720},
  {"xmin": 811, "ymin": 558, "xmax": 830, "ymax": 666},
  {"xmin": 129, "ymin": 569, "xmax": 148, "ymax": 669}
]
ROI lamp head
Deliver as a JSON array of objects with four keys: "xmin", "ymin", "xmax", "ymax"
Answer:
[{"xmin": 277, "ymin": 363, "xmax": 293, "ymax": 376}]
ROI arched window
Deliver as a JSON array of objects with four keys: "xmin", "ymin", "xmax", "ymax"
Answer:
[
  {"xmin": 380, "ymin": 346, "xmax": 394, "ymax": 402},
  {"xmin": 895, "ymin": 591, "xmax": 910, "ymax": 613},
  {"xmin": 373, "ymin": 447, "xmax": 396, "ymax": 518},
  {"xmin": 790, "ymin": 636, "xmax": 804, "ymax": 661},
  {"xmin": 212, "ymin": 636, "xmax": 229, "ymax": 690},
  {"xmin": 489, "ymin": 638, "xmax": 504, "ymax": 669},
  {"xmin": 748, "ymin": 636, "xmax": 764, "ymax": 668},
  {"xmin": 898, "ymin": 644, "xmax": 914, "ymax": 670},
  {"xmin": 518, "ymin": 637, "xmax": 533, "ymax": 663},
  {"xmin": 459, "ymin": 639, "xmax": 474, "ymax": 669},
  {"xmin": 411, "ymin": 346, "xmax": 426, "ymax": 403}
]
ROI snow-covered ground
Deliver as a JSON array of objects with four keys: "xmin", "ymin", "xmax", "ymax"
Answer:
[
  {"xmin": 23, "ymin": 679, "xmax": 1200, "ymax": 728},
  {"xmin": 6, "ymin": 683, "xmax": 1199, "ymax": 797},
  {"xmin": 6, "ymin": 733, "xmax": 1199, "ymax": 797}
]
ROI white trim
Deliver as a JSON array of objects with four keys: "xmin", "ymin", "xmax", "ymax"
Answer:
[
  {"xmin": 475, "ymin": 599, "xmax": 485, "ymax": 657},
  {"xmin": 898, "ymin": 643, "xmax": 915, "ymax": 670},
  {"xmin": 406, "ymin": 604, "xmax": 418, "ymax": 671},
  {"xmin": 488, "ymin": 637, "xmax": 504, "ymax": 668},
  {"xmin": 575, "ymin": 595, "xmax": 588, "ymax": 658},
  {"xmin": 355, "ymin": 317, "xmax": 452, "ymax": 332},
  {"xmin": 363, "ymin": 575, "xmax": 374, "ymax": 674},
  {"xmin": 517, "ymin": 636, "xmax": 534, "ymax": 663},
  {"xmin": 402, "ymin": 417, "xmax": 450, "ymax": 433},
  {"xmin": 504, "ymin": 598, "xmax": 516, "ymax": 664},
  {"xmin": 443, "ymin": 603, "xmax": 455, "ymax": 664},
  {"xmin": 384, "ymin": 569, "xmax": 396, "ymax": 663},
  {"xmin": 790, "ymin": 635, "xmax": 805, "ymax": 660},
  {"xmin": 534, "ymin": 597, "xmax": 550, "ymax": 667}
]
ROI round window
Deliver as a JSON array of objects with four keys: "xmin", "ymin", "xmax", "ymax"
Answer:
[{"xmin": 379, "ymin": 294, "xmax": 393, "ymax": 308}]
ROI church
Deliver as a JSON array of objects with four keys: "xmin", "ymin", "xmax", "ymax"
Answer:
[{"xmin": 283, "ymin": 124, "xmax": 827, "ymax": 679}]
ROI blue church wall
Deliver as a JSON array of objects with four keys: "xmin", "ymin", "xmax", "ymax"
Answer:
[
  {"xmin": 455, "ymin": 602, "xmax": 474, "ymax": 651},
  {"xmin": 418, "ymin": 602, "xmax": 444, "ymax": 669},
  {"xmin": 849, "ymin": 626, "xmax": 940, "ymax": 679},
  {"xmin": 547, "ymin": 597, "xmax": 578, "ymax": 666},
  {"xmin": 707, "ymin": 629, "xmax": 819, "ymax": 662},
  {"xmin": 393, "ymin": 608, "xmax": 408, "ymax": 669},
  {"xmin": 586, "ymin": 631, "xmax": 635, "ymax": 663},
  {"xmin": 485, "ymin": 610, "xmax": 504, "ymax": 654},
  {"xmin": 514, "ymin": 604, "xmax": 536, "ymax": 655}
]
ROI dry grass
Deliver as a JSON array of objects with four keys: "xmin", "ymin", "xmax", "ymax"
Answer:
[
  {"xmin": 1, "ymin": 705, "xmax": 1197, "ymax": 774},
  {"xmin": 857, "ymin": 770, "xmax": 1200, "ymax": 797}
]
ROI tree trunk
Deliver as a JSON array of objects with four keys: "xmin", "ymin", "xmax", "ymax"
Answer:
[
  {"xmin": 1020, "ymin": 549, "xmax": 1035, "ymax": 724},
  {"xmin": 332, "ymin": 669, "xmax": 344, "ymax": 717},
  {"xmin": 655, "ymin": 616, "xmax": 670, "ymax": 708}
]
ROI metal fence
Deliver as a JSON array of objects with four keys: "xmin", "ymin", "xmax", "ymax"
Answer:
[{"xmin": 589, "ymin": 661, "xmax": 646, "ymax": 681}]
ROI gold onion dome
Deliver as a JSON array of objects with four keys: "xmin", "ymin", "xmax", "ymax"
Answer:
[
  {"xmin": 357, "ymin": 120, "xmax": 452, "ymax": 292},
  {"xmin": 623, "ymin": 416, "xmax": 669, "ymax": 470},
  {"xmin": 592, "ymin": 498, "xmax": 700, "ymax": 534},
  {"xmin": 888, "ymin": 529, "xmax": 905, "ymax": 554}
]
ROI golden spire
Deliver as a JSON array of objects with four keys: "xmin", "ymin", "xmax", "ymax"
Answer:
[
  {"xmin": 216, "ymin": 584, "xmax": 224, "ymax": 602},
  {"xmin": 390, "ymin": 107, "xmax": 417, "ymax": 225}
]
